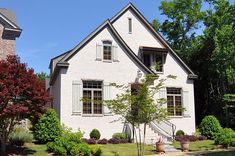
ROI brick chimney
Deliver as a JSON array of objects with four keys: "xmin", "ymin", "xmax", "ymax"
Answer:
[{"xmin": 0, "ymin": 8, "xmax": 22, "ymax": 60}]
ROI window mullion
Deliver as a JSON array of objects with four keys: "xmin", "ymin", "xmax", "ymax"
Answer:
[
  {"xmin": 173, "ymin": 95, "xmax": 176, "ymax": 116},
  {"xmin": 91, "ymin": 90, "xmax": 94, "ymax": 114}
]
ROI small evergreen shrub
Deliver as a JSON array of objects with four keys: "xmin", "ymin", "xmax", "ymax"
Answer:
[
  {"xmin": 215, "ymin": 128, "xmax": 235, "ymax": 147},
  {"xmin": 70, "ymin": 144, "xmax": 91, "ymax": 156},
  {"xmin": 112, "ymin": 132, "xmax": 128, "ymax": 140},
  {"xmin": 97, "ymin": 138, "xmax": 108, "ymax": 144},
  {"xmin": 34, "ymin": 109, "xmax": 62, "ymax": 143},
  {"xmin": 108, "ymin": 138, "xmax": 120, "ymax": 144},
  {"xmin": 176, "ymin": 130, "xmax": 185, "ymax": 136},
  {"xmin": 91, "ymin": 145, "xmax": 102, "ymax": 156},
  {"xmin": 199, "ymin": 115, "xmax": 222, "ymax": 139},
  {"xmin": 90, "ymin": 129, "xmax": 101, "ymax": 140},
  {"xmin": 9, "ymin": 128, "xmax": 33, "ymax": 146}
]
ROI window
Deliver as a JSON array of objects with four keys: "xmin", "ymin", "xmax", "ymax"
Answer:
[
  {"xmin": 167, "ymin": 88, "xmax": 182, "ymax": 116},
  {"xmin": 83, "ymin": 81, "xmax": 103, "ymax": 114},
  {"xmin": 143, "ymin": 53, "xmax": 151, "ymax": 68},
  {"xmin": 155, "ymin": 54, "xmax": 163, "ymax": 72},
  {"xmin": 103, "ymin": 41, "xmax": 112, "ymax": 61},
  {"xmin": 128, "ymin": 18, "xmax": 132, "ymax": 33}
]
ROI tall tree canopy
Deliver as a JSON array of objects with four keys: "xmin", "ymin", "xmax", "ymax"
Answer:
[
  {"xmin": 153, "ymin": 0, "xmax": 235, "ymax": 128},
  {"xmin": 0, "ymin": 55, "xmax": 51, "ymax": 154}
]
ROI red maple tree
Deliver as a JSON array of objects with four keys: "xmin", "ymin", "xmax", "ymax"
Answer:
[{"xmin": 0, "ymin": 55, "xmax": 51, "ymax": 153}]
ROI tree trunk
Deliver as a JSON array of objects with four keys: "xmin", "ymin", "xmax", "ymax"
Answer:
[
  {"xmin": 142, "ymin": 123, "xmax": 146, "ymax": 156},
  {"xmin": 0, "ymin": 138, "xmax": 6, "ymax": 156}
]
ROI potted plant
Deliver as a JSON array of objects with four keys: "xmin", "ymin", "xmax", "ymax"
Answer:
[
  {"xmin": 180, "ymin": 138, "xmax": 190, "ymax": 152},
  {"xmin": 156, "ymin": 136, "xmax": 165, "ymax": 153}
]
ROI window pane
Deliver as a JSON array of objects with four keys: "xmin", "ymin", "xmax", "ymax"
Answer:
[
  {"xmin": 167, "ymin": 96, "xmax": 174, "ymax": 116},
  {"xmin": 93, "ymin": 91, "xmax": 102, "ymax": 114},
  {"xmin": 167, "ymin": 88, "xmax": 181, "ymax": 94},
  {"xmin": 175, "ymin": 96, "xmax": 182, "ymax": 116},
  {"xmin": 143, "ymin": 54, "xmax": 151, "ymax": 68},
  {"xmin": 83, "ymin": 81, "xmax": 102, "ymax": 89},
  {"xmin": 103, "ymin": 45, "xmax": 112, "ymax": 60},
  {"xmin": 155, "ymin": 55, "xmax": 163, "ymax": 72},
  {"xmin": 83, "ymin": 90, "xmax": 92, "ymax": 114}
]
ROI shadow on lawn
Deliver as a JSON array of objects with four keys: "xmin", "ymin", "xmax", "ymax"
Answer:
[{"xmin": 5, "ymin": 145, "xmax": 36, "ymax": 156}]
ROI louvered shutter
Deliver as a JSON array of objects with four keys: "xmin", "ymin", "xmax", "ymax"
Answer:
[
  {"xmin": 112, "ymin": 45, "xmax": 118, "ymax": 62},
  {"xmin": 72, "ymin": 80, "xmax": 82, "ymax": 115},
  {"xmin": 183, "ymin": 90, "xmax": 190, "ymax": 117},
  {"xmin": 96, "ymin": 43, "xmax": 102, "ymax": 61},
  {"xmin": 103, "ymin": 82, "xmax": 113, "ymax": 116}
]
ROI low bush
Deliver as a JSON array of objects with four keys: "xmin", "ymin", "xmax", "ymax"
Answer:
[
  {"xmin": 97, "ymin": 138, "xmax": 108, "ymax": 144},
  {"xmin": 47, "ymin": 129, "xmax": 85, "ymax": 155},
  {"xmin": 176, "ymin": 130, "xmax": 185, "ymax": 136},
  {"xmin": 34, "ymin": 109, "xmax": 62, "ymax": 143},
  {"xmin": 112, "ymin": 132, "xmax": 128, "ymax": 140},
  {"xmin": 199, "ymin": 115, "xmax": 222, "ymax": 139},
  {"xmin": 91, "ymin": 145, "xmax": 102, "ymax": 156},
  {"xmin": 84, "ymin": 138, "xmax": 96, "ymax": 144},
  {"xmin": 70, "ymin": 143, "xmax": 91, "ymax": 156},
  {"xmin": 214, "ymin": 128, "xmax": 235, "ymax": 147},
  {"xmin": 108, "ymin": 138, "xmax": 119, "ymax": 144},
  {"xmin": 90, "ymin": 129, "xmax": 101, "ymax": 140},
  {"xmin": 119, "ymin": 139, "xmax": 129, "ymax": 143},
  {"xmin": 53, "ymin": 145, "xmax": 67, "ymax": 156},
  {"xmin": 9, "ymin": 128, "xmax": 33, "ymax": 146},
  {"xmin": 175, "ymin": 135, "xmax": 207, "ymax": 142}
]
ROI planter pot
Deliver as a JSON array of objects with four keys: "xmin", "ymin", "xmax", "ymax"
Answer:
[
  {"xmin": 180, "ymin": 142, "xmax": 189, "ymax": 152},
  {"xmin": 156, "ymin": 143, "xmax": 165, "ymax": 153}
]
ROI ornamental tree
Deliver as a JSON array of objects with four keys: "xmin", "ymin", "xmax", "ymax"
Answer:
[{"xmin": 0, "ymin": 55, "xmax": 51, "ymax": 154}]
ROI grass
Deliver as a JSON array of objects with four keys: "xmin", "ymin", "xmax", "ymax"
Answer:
[
  {"xmin": 24, "ymin": 143, "xmax": 47, "ymax": 156},
  {"xmin": 172, "ymin": 140, "xmax": 218, "ymax": 151},
  {"xmin": 91, "ymin": 143, "xmax": 155, "ymax": 156},
  {"xmin": 204, "ymin": 150, "xmax": 235, "ymax": 156}
]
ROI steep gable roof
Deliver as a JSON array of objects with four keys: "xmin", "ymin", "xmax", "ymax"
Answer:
[{"xmin": 110, "ymin": 3, "xmax": 197, "ymax": 78}]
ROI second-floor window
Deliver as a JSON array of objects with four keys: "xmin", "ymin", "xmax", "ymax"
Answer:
[{"xmin": 103, "ymin": 41, "xmax": 112, "ymax": 61}]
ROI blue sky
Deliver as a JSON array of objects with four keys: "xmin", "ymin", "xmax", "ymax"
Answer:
[{"xmin": 1, "ymin": 0, "xmax": 165, "ymax": 74}]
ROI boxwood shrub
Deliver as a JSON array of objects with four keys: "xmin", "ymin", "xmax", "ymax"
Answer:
[
  {"xmin": 90, "ymin": 129, "xmax": 101, "ymax": 140},
  {"xmin": 214, "ymin": 128, "xmax": 235, "ymax": 147}
]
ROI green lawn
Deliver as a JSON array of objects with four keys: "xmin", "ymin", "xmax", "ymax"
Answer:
[
  {"xmin": 91, "ymin": 144, "xmax": 155, "ymax": 156},
  {"xmin": 172, "ymin": 140, "xmax": 218, "ymax": 151}
]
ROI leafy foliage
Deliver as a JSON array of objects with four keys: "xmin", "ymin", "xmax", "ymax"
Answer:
[
  {"xmin": 176, "ymin": 130, "xmax": 185, "ymax": 136},
  {"xmin": 33, "ymin": 108, "xmax": 62, "ymax": 143},
  {"xmin": 112, "ymin": 132, "xmax": 128, "ymax": 140},
  {"xmin": 70, "ymin": 143, "xmax": 91, "ymax": 156},
  {"xmin": 9, "ymin": 127, "xmax": 33, "ymax": 146},
  {"xmin": 214, "ymin": 128, "xmax": 235, "ymax": 147},
  {"xmin": 90, "ymin": 145, "xmax": 102, "ymax": 156},
  {"xmin": 0, "ymin": 55, "xmax": 51, "ymax": 153},
  {"xmin": 199, "ymin": 115, "xmax": 222, "ymax": 139},
  {"xmin": 89, "ymin": 129, "xmax": 101, "ymax": 140}
]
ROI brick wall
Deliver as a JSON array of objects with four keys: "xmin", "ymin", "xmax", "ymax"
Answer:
[{"xmin": 0, "ymin": 24, "xmax": 16, "ymax": 60}]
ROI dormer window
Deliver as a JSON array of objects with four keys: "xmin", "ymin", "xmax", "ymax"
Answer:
[
  {"xmin": 103, "ymin": 40, "xmax": 112, "ymax": 61},
  {"xmin": 140, "ymin": 46, "xmax": 168, "ymax": 73}
]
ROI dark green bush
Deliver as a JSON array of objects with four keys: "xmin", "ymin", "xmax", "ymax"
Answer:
[
  {"xmin": 34, "ymin": 109, "xmax": 62, "ymax": 143},
  {"xmin": 215, "ymin": 128, "xmax": 235, "ymax": 147},
  {"xmin": 112, "ymin": 132, "xmax": 128, "ymax": 140},
  {"xmin": 53, "ymin": 145, "xmax": 67, "ymax": 156},
  {"xmin": 199, "ymin": 115, "xmax": 222, "ymax": 139},
  {"xmin": 70, "ymin": 143, "xmax": 91, "ymax": 156},
  {"xmin": 9, "ymin": 128, "xmax": 33, "ymax": 146},
  {"xmin": 90, "ymin": 129, "xmax": 101, "ymax": 140},
  {"xmin": 91, "ymin": 145, "xmax": 102, "ymax": 156},
  {"xmin": 176, "ymin": 130, "xmax": 185, "ymax": 136}
]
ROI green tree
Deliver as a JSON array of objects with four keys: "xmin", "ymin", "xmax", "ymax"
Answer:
[{"xmin": 105, "ymin": 73, "xmax": 175, "ymax": 156}]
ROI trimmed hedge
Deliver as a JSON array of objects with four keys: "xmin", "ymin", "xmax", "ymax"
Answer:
[
  {"xmin": 176, "ymin": 130, "xmax": 185, "ymax": 136},
  {"xmin": 90, "ymin": 129, "xmax": 101, "ymax": 140},
  {"xmin": 199, "ymin": 115, "xmax": 222, "ymax": 139}
]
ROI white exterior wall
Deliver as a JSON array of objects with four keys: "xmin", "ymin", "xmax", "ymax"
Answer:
[
  {"xmin": 59, "ymin": 27, "xmax": 146, "ymax": 138},
  {"xmin": 52, "ymin": 7, "xmax": 196, "ymax": 138},
  {"xmin": 112, "ymin": 9, "xmax": 195, "ymax": 134}
]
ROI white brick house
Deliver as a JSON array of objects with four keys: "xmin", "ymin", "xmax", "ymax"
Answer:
[{"xmin": 49, "ymin": 3, "xmax": 197, "ymax": 142}]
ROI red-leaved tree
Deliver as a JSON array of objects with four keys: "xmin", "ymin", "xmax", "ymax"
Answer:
[{"xmin": 0, "ymin": 55, "xmax": 51, "ymax": 154}]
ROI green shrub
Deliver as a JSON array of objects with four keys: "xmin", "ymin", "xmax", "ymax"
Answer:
[
  {"xmin": 112, "ymin": 132, "xmax": 128, "ymax": 140},
  {"xmin": 176, "ymin": 130, "xmax": 185, "ymax": 136},
  {"xmin": 90, "ymin": 129, "xmax": 101, "ymax": 140},
  {"xmin": 91, "ymin": 145, "xmax": 102, "ymax": 156},
  {"xmin": 70, "ymin": 143, "xmax": 91, "ymax": 156},
  {"xmin": 199, "ymin": 115, "xmax": 222, "ymax": 139},
  {"xmin": 53, "ymin": 145, "xmax": 67, "ymax": 156},
  {"xmin": 9, "ymin": 128, "xmax": 33, "ymax": 146},
  {"xmin": 34, "ymin": 108, "xmax": 62, "ymax": 143},
  {"xmin": 215, "ymin": 128, "xmax": 235, "ymax": 147},
  {"xmin": 46, "ymin": 128, "xmax": 84, "ymax": 155}
]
